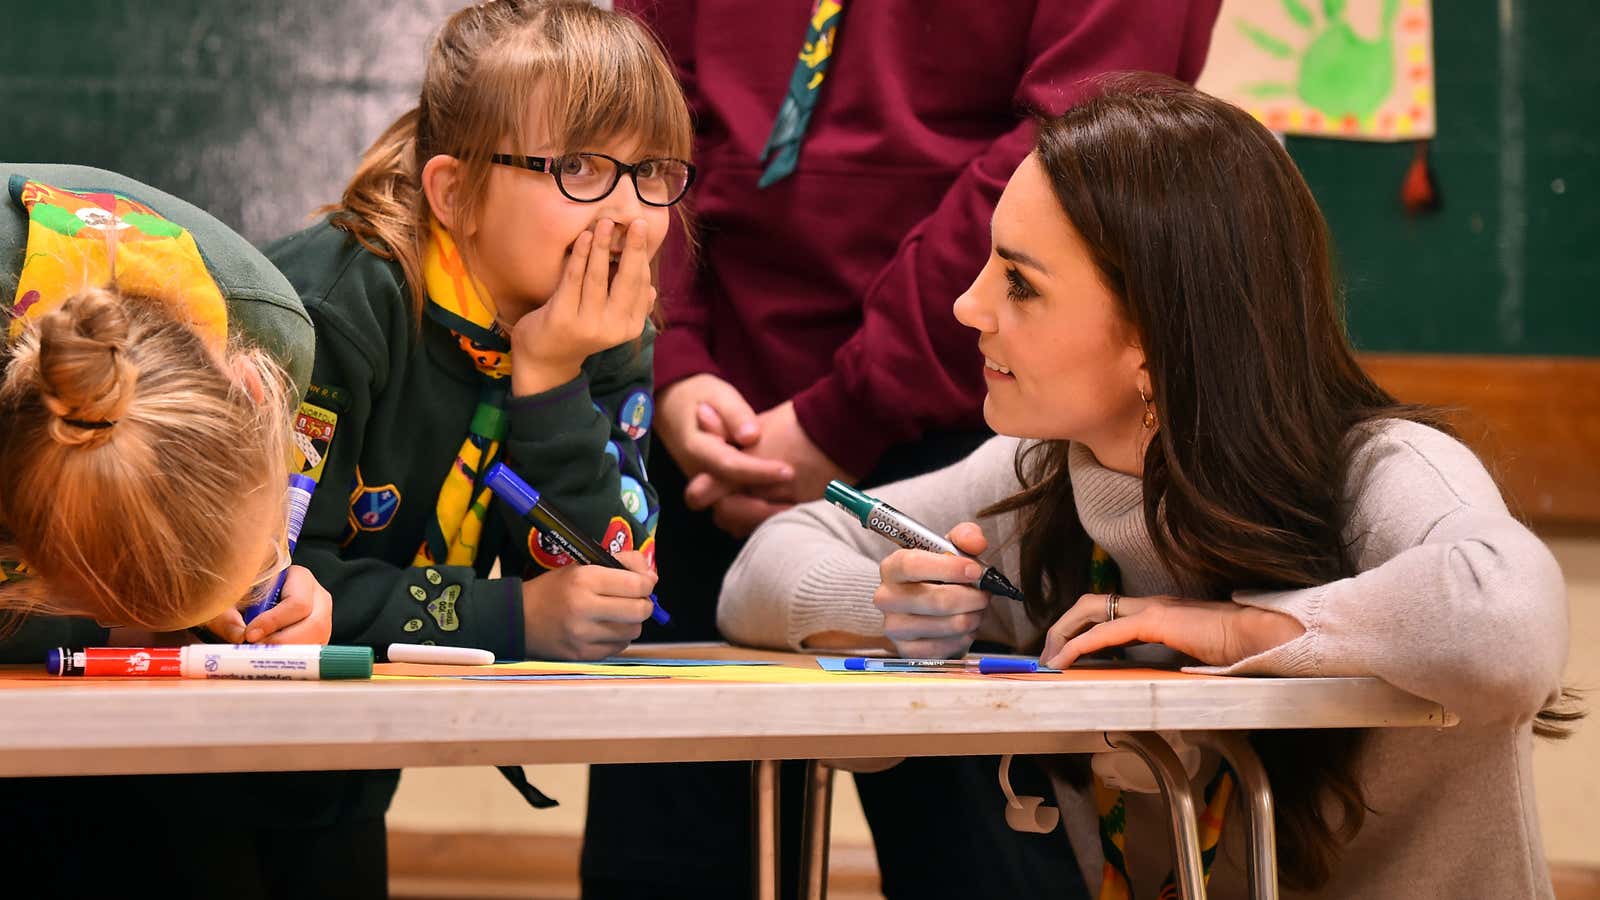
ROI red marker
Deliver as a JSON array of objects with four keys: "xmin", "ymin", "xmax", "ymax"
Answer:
[{"xmin": 47, "ymin": 645, "xmax": 372, "ymax": 680}]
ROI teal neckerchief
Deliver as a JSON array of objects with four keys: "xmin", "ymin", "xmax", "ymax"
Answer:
[{"xmin": 758, "ymin": 0, "xmax": 845, "ymax": 188}]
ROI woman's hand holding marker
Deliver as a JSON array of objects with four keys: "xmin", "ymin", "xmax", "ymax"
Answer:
[
  {"xmin": 511, "ymin": 217, "xmax": 656, "ymax": 397},
  {"xmin": 873, "ymin": 521, "xmax": 995, "ymax": 660}
]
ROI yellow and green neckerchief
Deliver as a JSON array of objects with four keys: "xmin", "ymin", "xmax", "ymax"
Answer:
[
  {"xmin": 757, "ymin": 0, "xmax": 844, "ymax": 187},
  {"xmin": 3, "ymin": 177, "xmax": 227, "ymax": 585},
  {"xmin": 415, "ymin": 219, "xmax": 512, "ymax": 569},
  {"xmin": 7, "ymin": 177, "xmax": 226, "ymax": 350},
  {"xmin": 1088, "ymin": 544, "xmax": 1235, "ymax": 900}
]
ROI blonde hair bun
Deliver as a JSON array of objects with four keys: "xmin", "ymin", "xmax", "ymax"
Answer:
[{"xmin": 31, "ymin": 287, "xmax": 140, "ymax": 447}]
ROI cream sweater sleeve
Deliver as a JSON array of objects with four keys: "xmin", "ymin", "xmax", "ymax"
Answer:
[
  {"xmin": 1208, "ymin": 420, "xmax": 1568, "ymax": 727},
  {"xmin": 718, "ymin": 435, "xmax": 1034, "ymax": 651}
]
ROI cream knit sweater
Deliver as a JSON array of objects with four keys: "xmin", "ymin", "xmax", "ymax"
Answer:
[{"xmin": 719, "ymin": 420, "xmax": 1567, "ymax": 899}]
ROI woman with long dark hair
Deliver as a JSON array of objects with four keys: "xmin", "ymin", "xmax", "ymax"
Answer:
[{"xmin": 719, "ymin": 75, "xmax": 1576, "ymax": 898}]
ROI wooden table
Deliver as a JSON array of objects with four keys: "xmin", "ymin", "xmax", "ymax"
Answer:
[{"xmin": 0, "ymin": 644, "xmax": 1452, "ymax": 899}]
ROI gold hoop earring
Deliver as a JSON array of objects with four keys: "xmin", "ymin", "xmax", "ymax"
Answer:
[{"xmin": 1138, "ymin": 387, "xmax": 1157, "ymax": 430}]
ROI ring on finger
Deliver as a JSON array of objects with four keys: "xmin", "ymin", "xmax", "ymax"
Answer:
[{"xmin": 1106, "ymin": 592, "xmax": 1121, "ymax": 622}]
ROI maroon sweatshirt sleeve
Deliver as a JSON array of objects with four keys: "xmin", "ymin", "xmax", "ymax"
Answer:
[
  {"xmin": 618, "ymin": 0, "xmax": 723, "ymax": 391},
  {"xmin": 792, "ymin": 0, "xmax": 1221, "ymax": 477}
]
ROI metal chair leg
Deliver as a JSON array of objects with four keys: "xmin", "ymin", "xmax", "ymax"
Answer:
[
  {"xmin": 752, "ymin": 759, "xmax": 780, "ymax": 900},
  {"xmin": 1192, "ymin": 731, "xmax": 1278, "ymax": 900},
  {"xmin": 1108, "ymin": 732, "xmax": 1208, "ymax": 900},
  {"xmin": 799, "ymin": 760, "xmax": 836, "ymax": 900}
]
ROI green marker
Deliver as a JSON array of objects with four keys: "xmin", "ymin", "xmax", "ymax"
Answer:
[{"xmin": 824, "ymin": 481, "xmax": 1025, "ymax": 602}]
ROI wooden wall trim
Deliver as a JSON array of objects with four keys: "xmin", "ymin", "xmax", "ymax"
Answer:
[
  {"xmin": 387, "ymin": 829, "xmax": 1600, "ymax": 900},
  {"xmin": 1359, "ymin": 354, "xmax": 1600, "ymax": 528},
  {"xmin": 388, "ymin": 830, "xmax": 882, "ymax": 900}
]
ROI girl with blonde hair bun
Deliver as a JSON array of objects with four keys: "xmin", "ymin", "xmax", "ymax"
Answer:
[{"xmin": 0, "ymin": 163, "xmax": 343, "ymax": 897}]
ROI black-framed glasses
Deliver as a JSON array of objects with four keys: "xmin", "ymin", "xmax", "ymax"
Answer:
[{"xmin": 490, "ymin": 152, "xmax": 696, "ymax": 207}]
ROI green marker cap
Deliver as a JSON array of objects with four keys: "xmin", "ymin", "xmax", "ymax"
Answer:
[
  {"xmin": 823, "ymin": 480, "xmax": 878, "ymax": 524},
  {"xmin": 319, "ymin": 645, "xmax": 375, "ymax": 680}
]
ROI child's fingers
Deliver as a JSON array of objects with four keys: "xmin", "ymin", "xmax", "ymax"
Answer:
[
  {"xmin": 579, "ymin": 218, "xmax": 615, "ymax": 316},
  {"xmin": 612, "ymin": 550, "xmax": 655, "ymax": 577},
  {"xmin": 616, "ymin": 218, "xmax": 653, "ymax": 321},
  {"xmin": 257, "ymin": 610, "xmax": 332, "ymax": 646},
  {"xmin": 572, "ymin": 638, "xmax": 634, "ymax": 661},
  {"xmin": 551, "ymin": 230, "xmax": 592, "ymax": 317},
  {"xmin": 581, "ymin": 592, "xmax": 657, "ymax": 625},
  {"xmin": 243, "ymin": 567, "xmax": 328, "ymax": 644},
  {"xmin": 206, "ymin": 609, "xmax": 247, "ymax": 644},
  {"xmin": 575, "ymin": 615, "xmax": 646, "ymax": 645}
]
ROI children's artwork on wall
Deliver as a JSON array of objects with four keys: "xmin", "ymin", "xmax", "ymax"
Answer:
[{"xmin": 1197, "ymin": 0, "xmax": 1436, "ymax": 140}]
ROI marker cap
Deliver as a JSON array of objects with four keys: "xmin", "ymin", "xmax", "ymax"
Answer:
[
  {"xmin": 386, "ymin": 643, "xmax": 495, "ymax": 666},
  {"xmin": 318, "ymin": 645, "xmax": 375, "ymax": 680},
  {"xmin": 484, "ymin": 463, "xmax": 540, "ymax": 517},
  {"xmin": 46, "ymin": 647, "xmax": 68, "ymax": 676},
  {"xmin": 823, "ymin": 481, "xmax": 876, "ymax": 523},
  {"xmin": 976, "ymin": 657, "xmax": 1037, "ymax": 675}
]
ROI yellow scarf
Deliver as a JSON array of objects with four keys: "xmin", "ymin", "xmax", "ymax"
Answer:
[
  {"xmin": 7, "ymin": 178, "xmax": 226, "ymax": 350},
  {"xmin": 414, "ymin": 220, "xmax": 511, "ymax": 568}
]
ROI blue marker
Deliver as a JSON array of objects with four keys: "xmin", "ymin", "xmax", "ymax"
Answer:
[
  {"xmin": 484, "ymin": 462, "xmax": 670, "ymax": 626},
  {"xmin": 843, "ymin": 656, "xmax": 1038, "ymax": 674},
  {"xmin": 242, "ymin": 473, "xmax": 317, "ymax": 624}
]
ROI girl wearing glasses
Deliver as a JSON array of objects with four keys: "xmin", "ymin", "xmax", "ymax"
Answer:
[{"xmin": 266, "ymin": 0, "xmax": 691, "ymax": 663}]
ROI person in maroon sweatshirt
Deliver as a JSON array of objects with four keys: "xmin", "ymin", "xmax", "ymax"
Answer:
[{"xmin": 589, "ymin": 2, "xmax": 1221, "ymax": 897}]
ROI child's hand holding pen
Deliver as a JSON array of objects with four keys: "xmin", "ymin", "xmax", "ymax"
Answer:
[
  {"xmin": 206, "ymin": 566, "xmax": 334, "ymax": 645},
  {"xmin": 522, "ymin": 549, "xmax": 659, "ymax": 660},
  {"xmin": 873, "ymin": 521, "xmax": 997, "ymax": 661},
  {"xmin": 510, "ymin": 217, "xmax": 656, "ymax": 397}
]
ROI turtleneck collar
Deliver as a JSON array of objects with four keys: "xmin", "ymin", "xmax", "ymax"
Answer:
[{"xmin": 1065, "ymin": 441, "xmax": 1182, "ymax": 597}]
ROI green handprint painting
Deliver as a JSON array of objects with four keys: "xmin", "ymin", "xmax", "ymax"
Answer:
[
  {"xmin": 1240, "ymin": 0, "xmax": 1399, "ymax": 118},
  {"xmin": 1196, "ymin": 0, "xmax": 1436, "ymax": 140}
]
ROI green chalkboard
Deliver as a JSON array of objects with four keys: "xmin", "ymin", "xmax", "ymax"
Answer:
[
  {"xmin": 0, "ymin": 2, "xmax": 1592, "ymax": 353},
  {"xmin": 1288, "ymin": 2, "xmax": 1599, "ymax": 355},
  {"xmin": 0, "ymin": 2, "xmax": 449, "ymax": 245}
]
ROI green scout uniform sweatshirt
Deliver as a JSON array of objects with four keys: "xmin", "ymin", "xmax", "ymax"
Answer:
[
  {"xmin": 264, "ymin": 217, "xmax": 660, "ymax": 661},
  {"xmin": 0, "ymin": 162, "xmax": 314, "ymax": 664}
]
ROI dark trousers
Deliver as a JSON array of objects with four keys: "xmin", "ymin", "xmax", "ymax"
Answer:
[
  {"xmin": 582, "ymin": 432, "xmax": 1088, "ymax": 899},
  {"xmin": 1, "ymin": 771, "xmax": 391, "ymax": 899}
]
